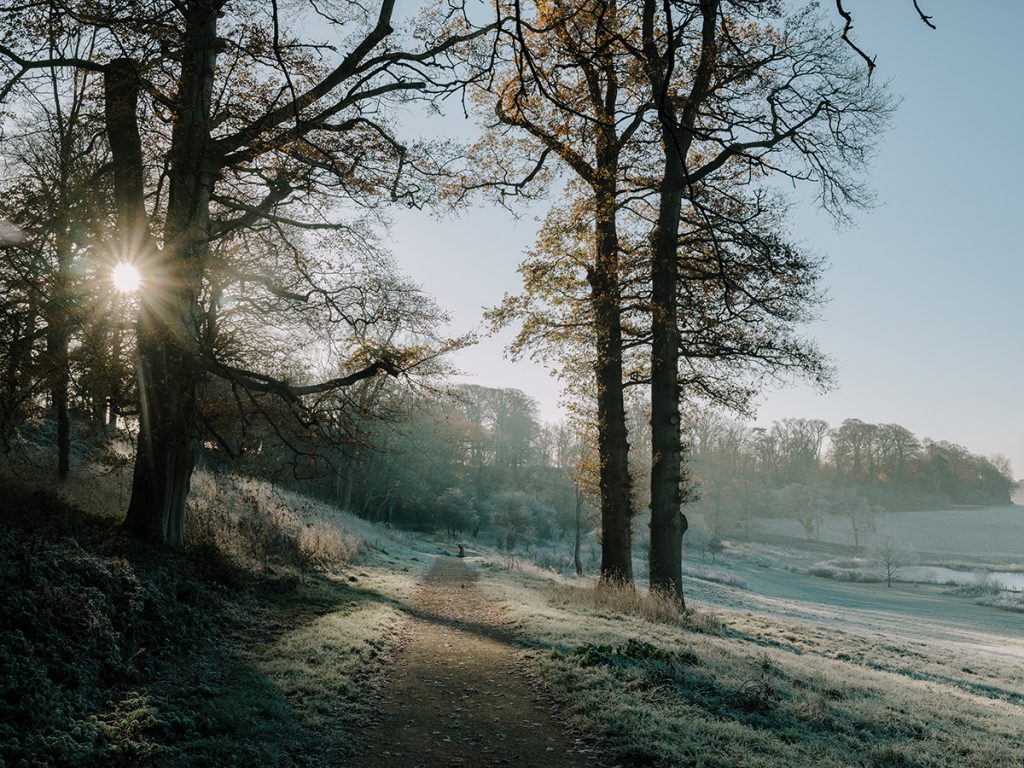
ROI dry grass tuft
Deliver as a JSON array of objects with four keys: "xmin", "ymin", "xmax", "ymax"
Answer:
[
  {"xmin": 298, "ymin": 521, "xmax": 362, "ymax": 568},
  {"xmin": 681, "ymin": 606, "xmax": 725, "ymax": 634},
  {"xmin": 808, "ymin": 557, "xmax": 883, "ymax": 582},
  {"xmin": 551, "ymin": 580, "xmax": 685, "ymax": 626},
  {"xmin": 186, "ymin": 471, "xmax": 365, "ymax": 572},
  {"xmin": 549, "ymin": 579, "xmax": 725, "ymax": 633}
]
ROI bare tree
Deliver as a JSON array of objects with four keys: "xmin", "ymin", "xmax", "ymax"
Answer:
[
  {"xmin": 634, "ymin": 1, "xmax": 892, "ymax": 602},
  {"xmin": 476, "ymin": 0, "xmax": 652, "ymax": 582},
  {"xmin": 873, "ymin": 536, "xmax": 914, "ymax": 588},
  {"xmin": 561, "ymin": 419, "xmax": 599, "ymax": 576},
  {"xmin": 0, "ymin": 24, "xmax": 112, "ymax": 477},
  {"xmin": 833, "ymin": 488, "xmax": 874, "ymax": 547},
  {"xmin": 479, "ymin": 2, "xmax": 860, "ymax": 595}
]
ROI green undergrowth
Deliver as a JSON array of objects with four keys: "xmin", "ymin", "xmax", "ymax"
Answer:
[
  {"xmin": 477, "ymin": 561, "xmax": 1024, "ymax": 768},
  {"xmin": 0, "ymin": 479, "xmax": 422, "ymax": 767}
]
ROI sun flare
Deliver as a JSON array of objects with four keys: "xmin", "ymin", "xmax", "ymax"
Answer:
[{"xmin": 112, "ymin": 262, "xmax": 141, "ymax": 294}]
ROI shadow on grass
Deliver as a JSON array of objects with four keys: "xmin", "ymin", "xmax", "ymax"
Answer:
[{"xmin": 0, "ymin": 484, "xmax": 396, "ymax": 766}]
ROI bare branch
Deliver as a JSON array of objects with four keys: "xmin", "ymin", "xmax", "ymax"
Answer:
[{"xmin": 834, "ymin": 0, "xmax": 876, "ymax": 75}]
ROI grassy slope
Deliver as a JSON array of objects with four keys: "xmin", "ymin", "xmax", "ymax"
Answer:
[
  {"xmin": 0, "ymin": 479, "xmax": 426, "ymax": 768},
  {"xmin": 6, "ymin": 454, "xmax": 1020, "ymax": 768},
  {"xmin": 474, "ymin": 558, "xmax": 1024, "ymax": 768}
]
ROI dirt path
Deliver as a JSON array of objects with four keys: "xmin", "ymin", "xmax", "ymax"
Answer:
[{"xmin": 351, "ymin": 557, "xmax": 598, "ymax": 768}]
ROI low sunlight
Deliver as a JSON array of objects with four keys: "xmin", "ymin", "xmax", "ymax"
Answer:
[{"xmin": 111, "ymin": 262, "xmax": 141, "ymax": 294}]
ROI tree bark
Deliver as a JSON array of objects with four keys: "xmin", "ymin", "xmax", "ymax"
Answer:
[
  {"xmin": 648, "ymin": 136, "xmax": 686, "ymax": 601},
  {"xmin": 573, "ymin": 486, "xmax": 584, "ymax": 576},
  {"xmin": 46, "ymin": 217, "xmax": 72, "ymax": 480},
  {"xmin": 47, "ymin": 109, "xmax": 77, "ymax": 480},
  {"xmin": 46, "ymin": 324, "xmax": 70, "ymax": 479},
  {"xmin": 645, "ymin": 0, "xmax": 719, "ymax": 605},
  {"xmin": 105, "ymin": 56, "xmax": 195, "ymax": 545},
  {"xmin": 589, "ymin": 183, "xmax": 632, "ymax": 583},
  {"xmin": 124, "ymin": 326, "xmax": 201, "ymax": 546}
]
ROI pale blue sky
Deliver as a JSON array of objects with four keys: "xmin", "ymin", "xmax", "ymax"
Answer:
[{"xmin": 388, "ymin": 1, "xmax": 1023, "ymax": 478}]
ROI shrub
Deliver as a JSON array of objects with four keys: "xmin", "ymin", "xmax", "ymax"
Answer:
[
  {"xmin": 808, "ymin": 559, "xmax": 883, "ymax": 583},
  {"xmin": 945, "ymin": 573, "xmax": 1003, "ymax": 598},
  {"xmin": 975, "ymin": 591, "xmax": 1024, "ymax": 613},
  {"xmin": 0, "ymin": 525, "xmax": 214, "ymax": 765}
]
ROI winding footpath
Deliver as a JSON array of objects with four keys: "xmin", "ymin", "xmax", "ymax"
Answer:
[{"xmin": 351, "ymin": 557, "xmax": 598, "ymax": 768}]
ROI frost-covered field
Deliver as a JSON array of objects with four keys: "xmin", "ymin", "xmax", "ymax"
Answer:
[
  {"xmin": 477, "ymin": 557, "xmax": 1024, "ymax": 767},
  {"xmin": 757, "ymin": 504, "xmax": 1024, "ymax": 563},
  {"xmin": 716, "ymin": 505, "xmax": 1024, "ymax": 615},
  {"xmin": 467, "ymin": 505, "xmax": 1024, "ymax": 766}
]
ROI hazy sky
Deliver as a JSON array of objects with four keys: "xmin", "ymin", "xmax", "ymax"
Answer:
[{"xmin": 387, "ymin": 1, "xmax": 1024, "ymax": 479}]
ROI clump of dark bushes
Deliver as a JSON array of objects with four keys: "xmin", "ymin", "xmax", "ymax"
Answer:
[{"xmin": 0, "ymin": 512, "xmax": 218, "ymax": 765}]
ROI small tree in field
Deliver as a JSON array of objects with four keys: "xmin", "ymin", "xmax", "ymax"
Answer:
[
  {"xmin": 707, "ymin": 536, "xmax": 724, "ymax": 566},
  {"xmin": 873, "ymin": 537, "xmax": 914, "ymax": 588},
  {"xmin": 833, "ymin": 489, "xmax": 875, "ymax": 547},
  {"xmin": 686, "ymin": 516, "xmax": 712, "ymax": 565}
]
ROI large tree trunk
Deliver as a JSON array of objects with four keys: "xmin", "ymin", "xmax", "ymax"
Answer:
[
  {"xmin": 105, "ymin": 58, "xmax": 194, "ymax": 545},
  {"xmin": 648, "ymin": 141, "xmax": 686, "ymax": 602},
  {"xmin": 590, "ymin": 184, "xmax": 633, "ymax": 583},
  {"xmin": 124, "ymin": 332, "xmax": 200, "ymax": 545},
  {"xmin": 108, "ymin": 0, "xmax": 220, "ymax": 547}
]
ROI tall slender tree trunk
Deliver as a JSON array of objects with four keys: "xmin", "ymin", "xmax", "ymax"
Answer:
[
  {"xmin": 574, "ymin": 486, "xmax": 584, "ymax": 576},
  {"xmin": 648, "ymin": 146, "xmax": 686, "ymax": 602},
  {"xmin": 590, "ymin": 183, "xmax": 632, "ymax": 583},
  {"xmin": 335, "ymin": 444, "xmax": 358, "ymax": 510},
  {"xmin": 47, "ymin": 130, "xmax": 76, "ymax": 480},
  {"xmin": 644, "ymin": 0, "xmax": 718, "ymax": 604},
  {"xmin": 46, "ymin": 220, "xmax": 72, "ymax": 480},
  {"xmin": 46, "ymin": 323, "xmax": 70, "ymax": 480}
]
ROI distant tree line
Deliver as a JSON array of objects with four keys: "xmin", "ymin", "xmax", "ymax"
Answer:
[
  {"xmin": 687, "ymin": 413, "xmax": 1016, "ymax": 542},
  {"xmin": 201, "ymin": 382, "xmax": 1014, "ymax": 561}
]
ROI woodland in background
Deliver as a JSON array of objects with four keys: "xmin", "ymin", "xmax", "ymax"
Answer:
[
  {"xmin": 303, "ymin": 389, "xmax": 1017, "ymax": 550},
  {"xmin": 686, "ymin": 413, "xmax": 1016, "ymax": 542},
  {"xmin": 3, "ymin": 377, "xmax": 1012, "ymax": 567}
]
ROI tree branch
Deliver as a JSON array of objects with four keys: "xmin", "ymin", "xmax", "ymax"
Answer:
[{"xmin": 198, "ymin": 356, "xmax": 399, "ymax": 402}]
